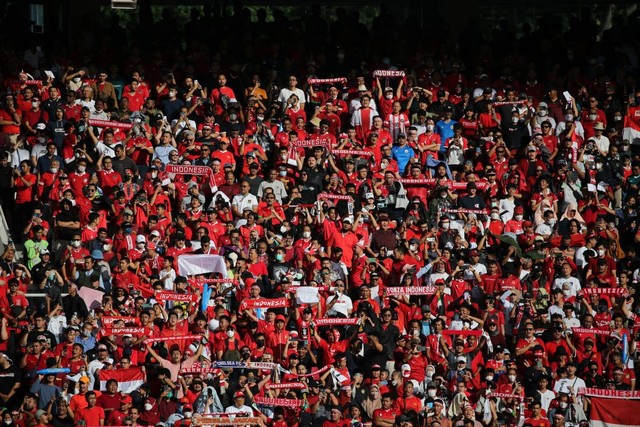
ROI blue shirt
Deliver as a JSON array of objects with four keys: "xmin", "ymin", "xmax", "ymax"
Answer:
[
  {"xmin": 435, "ymin": 119, "xmax": 457, "ymax": 152},
  {"xmin": 75, "ymin": 335, "xmax": 97, "ymax": 353},
  {"xmin": 391, "ymin": 145, "xmax": 415, "ymax": 174}
]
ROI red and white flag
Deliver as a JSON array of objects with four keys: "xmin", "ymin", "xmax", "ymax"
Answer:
[
  {"xmin": 587, "ymin": 388, "xmax": 640, "ymax": 427},
  {"xmin": 98, "ymin": 367, "xmax": 145, "ymax": 393}
]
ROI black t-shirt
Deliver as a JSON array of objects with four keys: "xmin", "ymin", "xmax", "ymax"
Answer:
[
  {"xmin": 26, "ymin": 329, "xmax": 58, "ymax": 347},
  {"xmin": 0, "ymin": 364, "xmax": 21, "ymax": 394},
  {"xmin": 459, "ymin": 194, "xmax": 486, "ymax": 210}
]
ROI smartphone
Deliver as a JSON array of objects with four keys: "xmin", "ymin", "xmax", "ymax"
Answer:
[
  {"xmin": 368, "ymin": 257, "xmax": 376, "ymax": 263},
  {"xmin": 563, "ymin": 91, "xmax": 572, "ymax": 102}
]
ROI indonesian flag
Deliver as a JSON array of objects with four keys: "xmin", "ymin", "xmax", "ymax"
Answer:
[
  {"xmin": 98, "ymin": 367, "xmax": 145, "ymax": 393},
  {"xmin": 623, "ymin": 106, "xmax": 640, "ymax": 144},
  {"xmin": 587, "ymin": 388, "xmax": 640, "ymax": 427}
]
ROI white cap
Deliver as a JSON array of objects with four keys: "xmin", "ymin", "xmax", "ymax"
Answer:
[{"xmin": 136, "ymin": 235, "xmax": 146, "ymax": 243}]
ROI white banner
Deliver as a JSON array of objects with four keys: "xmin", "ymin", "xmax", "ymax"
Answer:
[{"xmin": 178, "ymin": 254, "xmax": 228, "ymax": 277}]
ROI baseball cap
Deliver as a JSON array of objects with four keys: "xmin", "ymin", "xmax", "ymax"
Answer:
[
  {"xmin": 275, "ymin": 314, "xmax": 286, "ymax": 322},
  {"xmin": 136, "ymin": 235, "xmax": 146, "ymax": 243}
]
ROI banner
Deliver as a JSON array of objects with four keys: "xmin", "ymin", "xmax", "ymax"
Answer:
[
  {"xmin": 88, "ymin": 119, "xmax": 134, "ymax": 130},
  {"xmin": 313, "ymin": 318, "xmax": 358, "ymax": 326},
  {"xmin": 331, "ymin": 149, "xmax": 373, "ymax": 157},
  {"xmin": 442, "ymin": 208, "xmax": 490, "ymax": 215},
  {"xmin": 590, "ymin": 391, "xmax": 640, "ymax": 427},
  {"xmin": 442, "ymin": 329, "xmax": 483, "ymax": 337},
  {"xmin": 37, "ymin": 368, "xmax": 70, "ymax": 375},
  {"xmin": 180, "ymin": 367, "xmax": 222, "ymax": 375},
  {"xmin": 213, "ymin": 361, "xmax": 280, "ymax": 370},
  {"xmin": 581, "ymin": 388, "xmax": 640, "ymax": 398},
  {"xmin": 491, "ymin": 101, "xmax": 529, "ymax": 107},
  {"xmin": 101, "ymin": 327, "xmax": 149, "ymax": 336},
  {"xmin": 307, "ymin": 78, "xmax": 347, "ymax": 85},
  {"xmin": 253, "ymin": 396, "xmax": 301, "ymax": 407},
  {"xmin": 239, "ymin": 298, "xmax": 288, "ymax": 311},
  {"xmin": 289, "ymin": 285, "xmax": 331, "ymax": 292},
  {"xmin": 572, "ymin": 328, "xmax": 612, "ymax": 336},
  {"xmin": 178, "ymin": 254, "xmax": 228, "ymax": 277},
  {"xmin": 165, "ymin": 164, "xmax": 212, "ymax": 176},
  {"xmin": 386, "ymin": 286, "xmax": 436, "ymax": 296},
  {"xmin": 102, "ymin": 316, "xmax": 139, "ymax": 327},
  {"xmin": 318, "ymin": 194, "xmax": 353, "ymax": 201},
  {"xmin": 373, "ymin": 70, "xmax": 405, "ymax": 78},
  {"xmin": 582, "ymin": 288, "xmax": 626, "ymax": 296},
  {"xmin": 195, "ymin": 417, "xmax": 261, "ymax": 426},
  {"xmin": 144, "ymin": 335, "xmax": 202, "ymax": 345},
  {"xmin": 399, "ymin": 179, "xmax": 488, "ymax": 190},
  {"xmin": 99, "ymin": 367, "xmax": 145, "ymax": 393},
  {"xmin": 295, "ymin": 365, "xmax": 331, "ymax": 378},
  {"xmin": 156, "ymin": 291, "xmax": 199, "ymax": 303},
  {"xmin": 266, "ymin": 382, "xmax": 306, "ymax": 389},
  {"xmin": 290, "ymin": 139, "xmax": 328, "ymax": 148}
]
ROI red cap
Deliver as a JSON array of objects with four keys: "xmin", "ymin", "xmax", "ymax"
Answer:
[
  {"xmin": 234, "ymin": 391, "xmax": 245, "ymax": 398},
  {"xmin": 275, "ymin": 314, "xmax": 286, "ymax": 322},
  {"xmin": 514, "ymin": 206, "xmax": 525, "ymax": 214},
  {"xmin": 120, "ymin": 395, "xmax": 132, "ymax": 404},
  {"xmin": 263, "ymin": 348, "xmax": 274, "ymax": 355},
  {"xmin": 523, "ymin": 220, "xmax": 533, "ymax": 228},
  {"xmin": 244, "ymin": 129, "xmax": 254, "ymax": 136}
]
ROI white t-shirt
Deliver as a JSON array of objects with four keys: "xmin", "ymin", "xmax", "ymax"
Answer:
[
  {"xmin": 552, "ymin": 276, "xmax": 582, "ymax": 298},
  {"xmin": 278, "ymin": 88, "xmax": 306, "ymax": 107},
  {"xmin": 326, "ymin": 293, "xmax": 353, "ymax": 318}
]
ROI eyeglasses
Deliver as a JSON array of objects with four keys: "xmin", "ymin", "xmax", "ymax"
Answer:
[{"xmin": 525, "ymin": 328, "xmax": 534, "ymax": 331}]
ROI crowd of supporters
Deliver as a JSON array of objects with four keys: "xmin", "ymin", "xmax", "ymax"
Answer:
[{"xmin": 0, "ymin": 5, "xmax": 640, "ymax": 427}]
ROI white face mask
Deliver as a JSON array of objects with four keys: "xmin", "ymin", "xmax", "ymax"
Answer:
[
  {"xmin": 280, "ymin": 226, "xmax": 288, "ymax": 234},
  {"xmin": 614, "ymin": 116, "xmax": 622, "ymax": 122},
  {"xmin": 508, "ymin": 375, "xmax": 516, "ymax": 382},
  {"xmin": 50, "ymin": 167, "xmax": 58, "ymax": 174},
  {"xmin": 559, "ymin": 402, "xmax": 568, "ymax": 409},
  {"xmin": 538, "ymin": 110, "xmax": 547, "ymax": 117},
  {"xmin": 380, "ymin": 162, "xmax": 388, "ymax": 170},
  {"xmin": 151, "ymin": 171, "xmax": 158, "ymax": 178},
  {"xmin": 227, "ymin": 330, "xmax": 235, "ymax": 338},
  {"xmin": 137, "ymin": 243, "xmax": 145, "ymax": 249},
  {"xmin": 144, "ymin": 403, "xmax": 153, "ymax": 411},
  {"xmin": 32, "ymin": 101, "xmax": 39, "ymax": 108},
  {"xmin": 410, "ymin": 244, "xmax": 418, "ymax": 252},
  {"xmin": 73, "ymin": 77, "xmax": 82, "ymax": 83},
  {"xmin": 302, "ymin": 231, "xmax": 311, "ymax": 239},
  {"xmin": 428, "ymin": 389, "xmax": 437, "ymax": 397},
  {"xmin": 491, "ymin": 213, "xmax": 500, "ymax": 220},
  {"xmin": 564, "ymin": 114, "xmax": 574, "ymax": 121},
  {"xmin": 485, "ymin": 375, "xmax": 494, "ymax": 382},
  {"xmin": 184, "ymin": 412, "xmax": 193, "ymax": 418},
  {"xmin": 548, "ymin": 219, "xmax": 556, "ymax": 226},
  {"xmin": 77, "ymin": 166, "xmax": 85, "ymax": 173},
  {"xmin": 257, "ymin": 115, "xmax": 264, "ymax": 121},
  {"xmin": 511, "ymin": 117, "xmax": 519, "ymax": 124},
  {"xmin": 515, "ymin": 215, "xmax": 523, "ymax": 221},
  {"xmin": 229, "ymin": 114, "xmax": 238, "ymax": 121},
  {"xmin": 4, "ymin": 420, "xmax": 12, "ymax": 425},
  {"xmin": 385, "ymin": 94, "xmax": 393, "ymax": 100},
  {"xmin": 442, "ymin": 222, "xmax": 450, "ymax": 229},
  {"xmin": 597, "ymin": 249, "xmax": 606, "ymax": 257},
  {"xmin": 279, "ymin": 170, "xmax": 287, "ymax": 177},
  {"xmin": 38, "ymin": 136, "xmax": 46, "ymax": 143},
  {"xmin": 103, "ymin": 244, "xmax": 112, "ymax": 252},
  {"xmin": 427, "ymin": 125, "xmax": 434, "ymax": 131},
  {"xmin": 72, "ymin": 241, "xmax": 81, "ymax": 248}
]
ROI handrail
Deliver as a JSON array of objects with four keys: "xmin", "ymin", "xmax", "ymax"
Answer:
[{"xmin": 0, "ymin": 203, "xmax": 10, "ymax": 248}]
